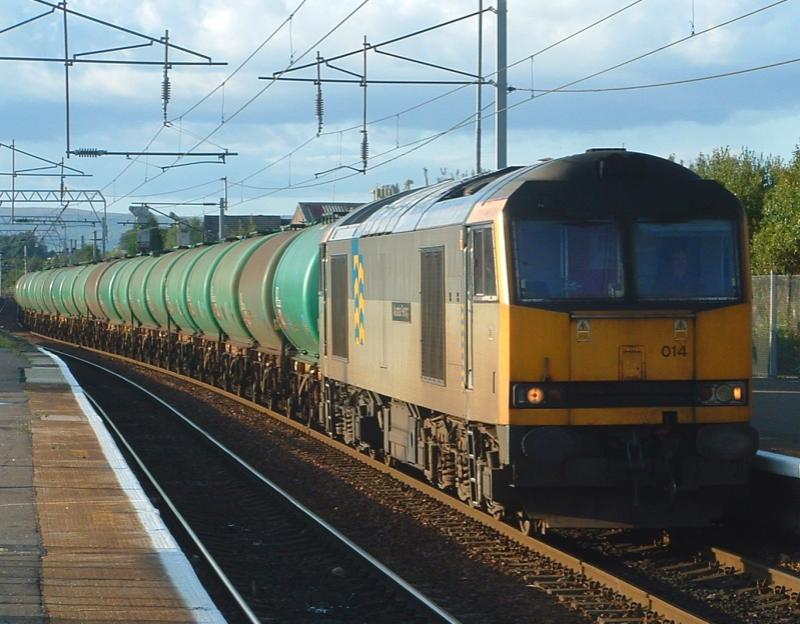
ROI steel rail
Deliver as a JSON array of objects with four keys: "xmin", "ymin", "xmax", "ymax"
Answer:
[
  {"xmin": 35, "ymin": 335, "xmax": 719, "ymax": 624},
  {"xmin": 79, "ymin": 389, "xmax": 261, "ymax": 624},
  {"xmin": 43, "ymin": 345, "xmax": 462, "ymax": 624},
  {"xmin": 708, "ymin": 546, "xmax": 800, "ymax": 594}
]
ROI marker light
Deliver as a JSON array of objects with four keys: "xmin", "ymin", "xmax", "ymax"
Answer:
[
  {"xmin": 697, "ymin": 383, "xmax": 713, "ymax": 402},
  {"xmin": 696, "ymin": 381, "xmax": 747, "ymax": 405},
  {"xmin": 526, "ymin": 387, "xmax": 545, "ymax": 404}
]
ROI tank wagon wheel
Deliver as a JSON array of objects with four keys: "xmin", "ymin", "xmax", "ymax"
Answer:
[
  {"xmin": 517, "ymin": 511, "xmax": 546, "ymax": 536},
  {"xmin": 486, "ymin": 500, "xmax": 505, "ymax": 521}
]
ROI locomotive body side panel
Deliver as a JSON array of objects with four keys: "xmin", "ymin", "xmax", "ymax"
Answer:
[{"xmin": 323, "ymin": 223, "xmax": 502, "ymax": 423}]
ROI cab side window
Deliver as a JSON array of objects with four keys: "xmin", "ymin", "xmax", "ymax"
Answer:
[{"xmin": 472, "ymin": 227, "xmax": 497, "ymax": 300}]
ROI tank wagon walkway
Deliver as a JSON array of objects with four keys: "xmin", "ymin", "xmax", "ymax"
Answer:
[{"xmin": 0, "ymin": 340, "xmax": 222, "ymax": 623}]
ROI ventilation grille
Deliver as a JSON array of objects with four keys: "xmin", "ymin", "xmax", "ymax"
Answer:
[
  {"xmin": 420, "ymin": 247, "xmax": 445, "ymax": 383},
  {"xmin": 330, "ymin": 255, "xmax": 349, "ymax": 359}
]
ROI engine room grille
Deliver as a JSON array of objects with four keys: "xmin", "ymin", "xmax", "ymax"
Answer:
[
  {"xmin": 330, "ymin": 254, "xmax": 349, "ymax": 359},
  {"xmin": 420, "ymin": 247, "xmax": 445, "ymax": 383}
]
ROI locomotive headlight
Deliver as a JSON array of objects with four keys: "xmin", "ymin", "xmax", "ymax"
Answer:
[
  {"xmin": 714, "ymin": 383, "xmax": 733, "ymax": 403},
  {"xmin": 512, "ymin": 383, "xmax": 565, "ymax": 408},
  {"xmin": 732, "ymin": 385, "xmax": 743, "ymax": 401},
  {"xmin": 526, "ymin": 387, "xmax": 545, "ymax": 404}
]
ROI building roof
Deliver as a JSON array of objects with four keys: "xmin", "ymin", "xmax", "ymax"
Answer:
[{"xmin": 291, "ymin": 202, "xmax": 363, "ymax": 225}]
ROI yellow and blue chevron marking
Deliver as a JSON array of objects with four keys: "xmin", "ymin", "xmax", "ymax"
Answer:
[{"xmin": 352, "ymin": 252, "xmax": 366, "ymax": 345}]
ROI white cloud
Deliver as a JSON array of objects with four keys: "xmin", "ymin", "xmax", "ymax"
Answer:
[{"xmin": 0, "ymin": 0, "xmax": 798, "ymax": 213}]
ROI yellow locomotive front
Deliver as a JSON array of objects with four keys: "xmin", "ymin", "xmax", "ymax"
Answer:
[{"xmin": 494, "ymin": 150, "xmax": 756, "ymax": 528}]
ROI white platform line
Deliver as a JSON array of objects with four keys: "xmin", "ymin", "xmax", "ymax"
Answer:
[
  {"xmin": 755, "ymin": 450, "xmax": 800, "ymax": 479},
  {"xmin": 39, "ymin": 348, "xmax": 226, "ymax": 624}
]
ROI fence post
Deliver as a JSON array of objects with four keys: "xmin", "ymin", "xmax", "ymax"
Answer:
[{"xmin": 769, "ymin": 272, "xmax": 778, "ymax": 378}]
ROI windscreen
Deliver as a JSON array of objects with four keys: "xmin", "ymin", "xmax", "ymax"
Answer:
[
  {"xmin": 513, "ymin": 220, "xmax": 624, "ymax": 301},
  {"xmin": 634, "ymin": 219, "xmax": 740, "ymax": 301}
]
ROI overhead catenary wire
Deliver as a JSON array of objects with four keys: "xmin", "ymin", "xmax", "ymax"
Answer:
[
  {"xmin": 509, "ymin": 56, "xmax": 800, "ymax": 94},
  {"xmin": 229, "ymin": 0, "xmax": 792, "ymax": 205},
  {"xmin": 235, "ymin": 0, "xmax": 648, "ymax": 188},
  {"xmin": 104, "ymin": 0, "xmax": 370, "ymax": 213},
  {"xmin": 106, "ymin": 0, "xmax": 791, "ymax": 216},
  {"xmin": 102, "ymin": 0, "xmax": 646, "ymax": 210},
  {"xmin": 111, "ymin": 0, "xmax": 643, "ymax": 209},
  {"xmin": 98, "ymin": 0, "xmax": 313, "ymax": 205},
  {"xmin": 172, "ymin": 0, "xmax": 311, "ymax": 122}
]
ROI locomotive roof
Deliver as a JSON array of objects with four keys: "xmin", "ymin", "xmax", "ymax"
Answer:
[{"xmin": 326, "ymin": 149, "xmax": 700, "ymax": 241}]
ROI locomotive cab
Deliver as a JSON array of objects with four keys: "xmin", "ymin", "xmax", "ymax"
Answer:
[{"xmin": 498, "ymin": 150, "xmax": 756, "ymax": 526}]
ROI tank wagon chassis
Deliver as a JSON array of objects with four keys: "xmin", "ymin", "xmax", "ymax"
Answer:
[{"xmin": 18, "ymin": 150, "xmax": 759, "ymax": 532}]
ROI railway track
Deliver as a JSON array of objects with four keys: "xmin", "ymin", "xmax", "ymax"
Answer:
[
  {"xmin": 46, "ymin": 347, "xmax": 459, "ymax": 624},
  {"xmin": 546, "ymin": 529, "xmax": 800, "ymax": 624},
  {"xmin": 38, "ymin": 336, "xmax": 800, "ymax": 624}
]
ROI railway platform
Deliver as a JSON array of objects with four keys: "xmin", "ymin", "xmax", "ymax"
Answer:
[
  {"xmin": 0, "ymin": 337, "xmax": 223, "ymax": 623},
  {"xmin": 752, "ymin": 377, "xmax": 800, "ymax": 458}
]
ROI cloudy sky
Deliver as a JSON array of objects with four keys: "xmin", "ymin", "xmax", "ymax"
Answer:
[{"xmin": 0, "ymin": 0, "xmax": 798, "ymax": 225}]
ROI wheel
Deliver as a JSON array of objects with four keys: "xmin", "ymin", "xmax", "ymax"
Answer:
[{"xmin": 486, "ymin": 500, "xmax": 505, "ymax": 521}]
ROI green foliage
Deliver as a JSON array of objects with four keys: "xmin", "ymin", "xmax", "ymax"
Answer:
[
  {"xmin": 73, "ymin": 244, "xmax": 97, "ymax": 263},
  {"xmin": 691, "ymin": 146, "xmax": 780, "ymax": 235},
  {"xmin": 750, "ymin": 147, "xmax": 800, "ymax": 273},
  {"xmin": 162, "ymin": 217, "xmax": 204, "ymax": 248},
  {"xmin": 0, "ymin": 232, "xmax": 48, "ymax": 261},
  {"xmin": 116, "ymin": 215, "xmax": 164, "ymax": 255},
  {"xmin": 777, "ymin": 327, "xmax": 800, "ymax": 376},
  {"xmin": 0, "ymin": 232, "xmax": 49, "ymax": 296}
]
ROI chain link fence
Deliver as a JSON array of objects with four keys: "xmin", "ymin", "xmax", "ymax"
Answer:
[{"xmin": 752, "ymin": 275, "xmax": 800, "ymax": 378}]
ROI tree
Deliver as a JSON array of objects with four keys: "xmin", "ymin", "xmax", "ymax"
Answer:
[
  {"xmin": 750, "ymin": 147, "xmax": 800, "ymax": 273},
  {"xmin": 0, "ymin": 232, "xmax": 49, "ymax": 296},
  {"xmin": 116, "ymin": 216, "xmax": 164, "ymax": 255},
  {"xmin": 162, "ymin": 217, "xmax": 203, "ymax": 248},
  {"xmin": 691, "ymin": 147, "xmax": 780, "ymax": 236}
]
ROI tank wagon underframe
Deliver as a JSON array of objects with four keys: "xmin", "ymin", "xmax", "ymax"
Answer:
[{"xmin": 17, "ymin": 149, "xmax": 759, "ymax": 531}]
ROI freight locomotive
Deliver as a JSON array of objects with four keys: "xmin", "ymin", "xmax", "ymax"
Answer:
[{"xmin": 16, "ymin": 149, "xmax": 758, "ymax": 531}]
